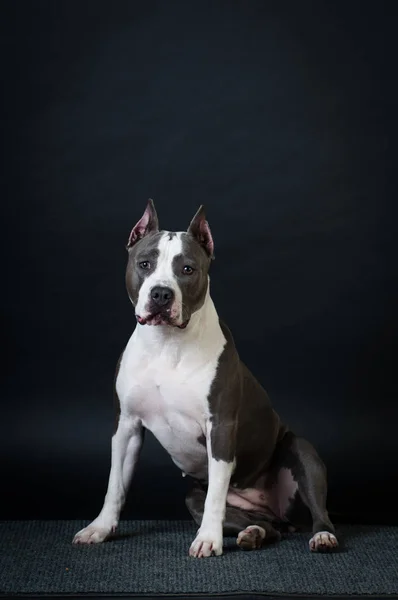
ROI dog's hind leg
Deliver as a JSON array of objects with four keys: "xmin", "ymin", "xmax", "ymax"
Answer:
[
  {"xmin": 186, "ymin": 483, "xmax": 280, "ymax": 550},
  {"xmin": 274, "ymin": 432, "xmax": 338, "ymax": 552}
]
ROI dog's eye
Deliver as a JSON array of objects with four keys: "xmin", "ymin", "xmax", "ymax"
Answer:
[
  {"xmin": 182, "ymin": 265, "xmax": 194, "ymax": 275},
  {"xmin": 139, "ymin": 261, "xmax": 151, "ymax": 270}
]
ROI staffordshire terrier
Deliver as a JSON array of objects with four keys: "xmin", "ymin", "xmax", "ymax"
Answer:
[{"xmin": 73, "ymin": 200, "xmax": 338, "ymax": 557}]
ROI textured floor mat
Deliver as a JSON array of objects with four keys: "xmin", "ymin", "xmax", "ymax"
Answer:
[{"xmin": 0, "ymin": 520, "xmax": 397, "ymax": 597}]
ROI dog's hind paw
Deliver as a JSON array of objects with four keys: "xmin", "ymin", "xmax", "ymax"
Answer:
[
  {"xmin": 236, "ymin": 525, "xmax": 266, "ymax": 550},
  {"xmin": 309, "ymin": 531, "xmax": 338, "ymax": 552}
]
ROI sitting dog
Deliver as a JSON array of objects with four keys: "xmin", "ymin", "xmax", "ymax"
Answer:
[{"xmin": 73, "ymin": 200, "xmax": 338, "ymax": 557}]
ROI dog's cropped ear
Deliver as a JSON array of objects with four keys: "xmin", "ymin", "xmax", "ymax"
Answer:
[
  {"xmin": 187, "ymin": 205, "xmax": 214, "ymax": 259},
  {"xmin": 127, "ymin": 199, "xmax": 159, "ymax": 248}
]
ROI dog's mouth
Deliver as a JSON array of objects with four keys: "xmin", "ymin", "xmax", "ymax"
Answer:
[{"xmin": 136, "ymin": 313, "xmax": 190, "ymax": 329}]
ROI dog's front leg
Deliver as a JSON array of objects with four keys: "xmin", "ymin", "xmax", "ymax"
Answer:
[
  {"xmin": 73, "ymin": 415, "xmax": 144, "ymax": 544},
  {"xmin": 189, "ymin": 419, "xmax": 235, "ymax": 558}
]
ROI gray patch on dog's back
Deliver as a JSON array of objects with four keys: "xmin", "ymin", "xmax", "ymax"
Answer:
[
  {"xmin": 207, "ymin": 320, "xmax": 284, "ymax": 480},
  {"xmin": 125, "ymin": 232, "xmax": 162, "ymax": 305},
  {"xmin": 207, "ymin": 320, "xmax": 241, "ymax": 463}
]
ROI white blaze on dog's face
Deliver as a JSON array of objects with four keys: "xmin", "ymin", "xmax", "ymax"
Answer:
[
  {"xmin": 133, "ymin": 232, "xmax": 184, "ymax": 325},
  {"xmin": 125, "ymin": 200, "xmax": 214, "ymax": 328}
]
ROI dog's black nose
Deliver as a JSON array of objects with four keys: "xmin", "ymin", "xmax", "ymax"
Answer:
[{"xmin": 150, "ymin": 286, "xmax": 174, "ymax": 307}]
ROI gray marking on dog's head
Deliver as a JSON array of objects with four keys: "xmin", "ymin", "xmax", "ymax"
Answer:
[
  {"xmin": 171, "ymin": 232, "xmax": 212, "ymax": 323},
  {"xmin": 169, "ymin": 204, "xmax": 214, "ymax": 323},
  {"xmin": 125, "ymin": 232, "xmax": 163, "ymax": 306},
  {"xmin": 125, "ymin": 199, "xmax": 162, "ymax": 307}
]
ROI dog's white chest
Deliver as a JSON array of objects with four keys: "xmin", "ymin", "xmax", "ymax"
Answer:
[{"xmin": 117, "ymin": 327, "xmax": 225, "ymax": 478}]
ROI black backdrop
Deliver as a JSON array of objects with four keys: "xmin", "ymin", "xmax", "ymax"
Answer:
[{"xmin": 1, "ymin": 0, "xmax": 397, "ymax": 524}]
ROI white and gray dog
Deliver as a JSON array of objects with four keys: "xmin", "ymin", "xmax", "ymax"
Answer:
[{"xmin": 73, "ymin": 200, "xmax": 338, "ymax": 557}]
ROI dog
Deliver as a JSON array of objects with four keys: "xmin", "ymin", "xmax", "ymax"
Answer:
[{"xmin": 73, "ymin": 200, "xmax": 338, "ymax": 557}]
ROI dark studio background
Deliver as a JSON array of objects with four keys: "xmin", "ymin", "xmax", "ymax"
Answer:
[{"xmin": 1, "ymin": 0, "xmax": 397, "ymax": 525}]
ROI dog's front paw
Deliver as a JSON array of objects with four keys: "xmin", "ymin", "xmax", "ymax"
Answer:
[
  {"xmin": 309, "ymin": 531, "xmax": 338, "ymax": 552},
  {"xmin": 72, "ymin": 520, "xmax": 116, "ymax": 545},
  {"xmin": 189, "ymin": 529, "xmax": 223, "ymax": 558}
]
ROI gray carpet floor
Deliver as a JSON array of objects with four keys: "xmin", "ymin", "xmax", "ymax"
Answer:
[{"xmin": 0, "ymin": 520, "xmax": 397, "ymax": 597}]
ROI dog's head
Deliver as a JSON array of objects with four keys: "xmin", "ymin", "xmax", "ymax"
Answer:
[{"xmin": 125, "ymin": 199, "xmax": 214, "ymax": 329}]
